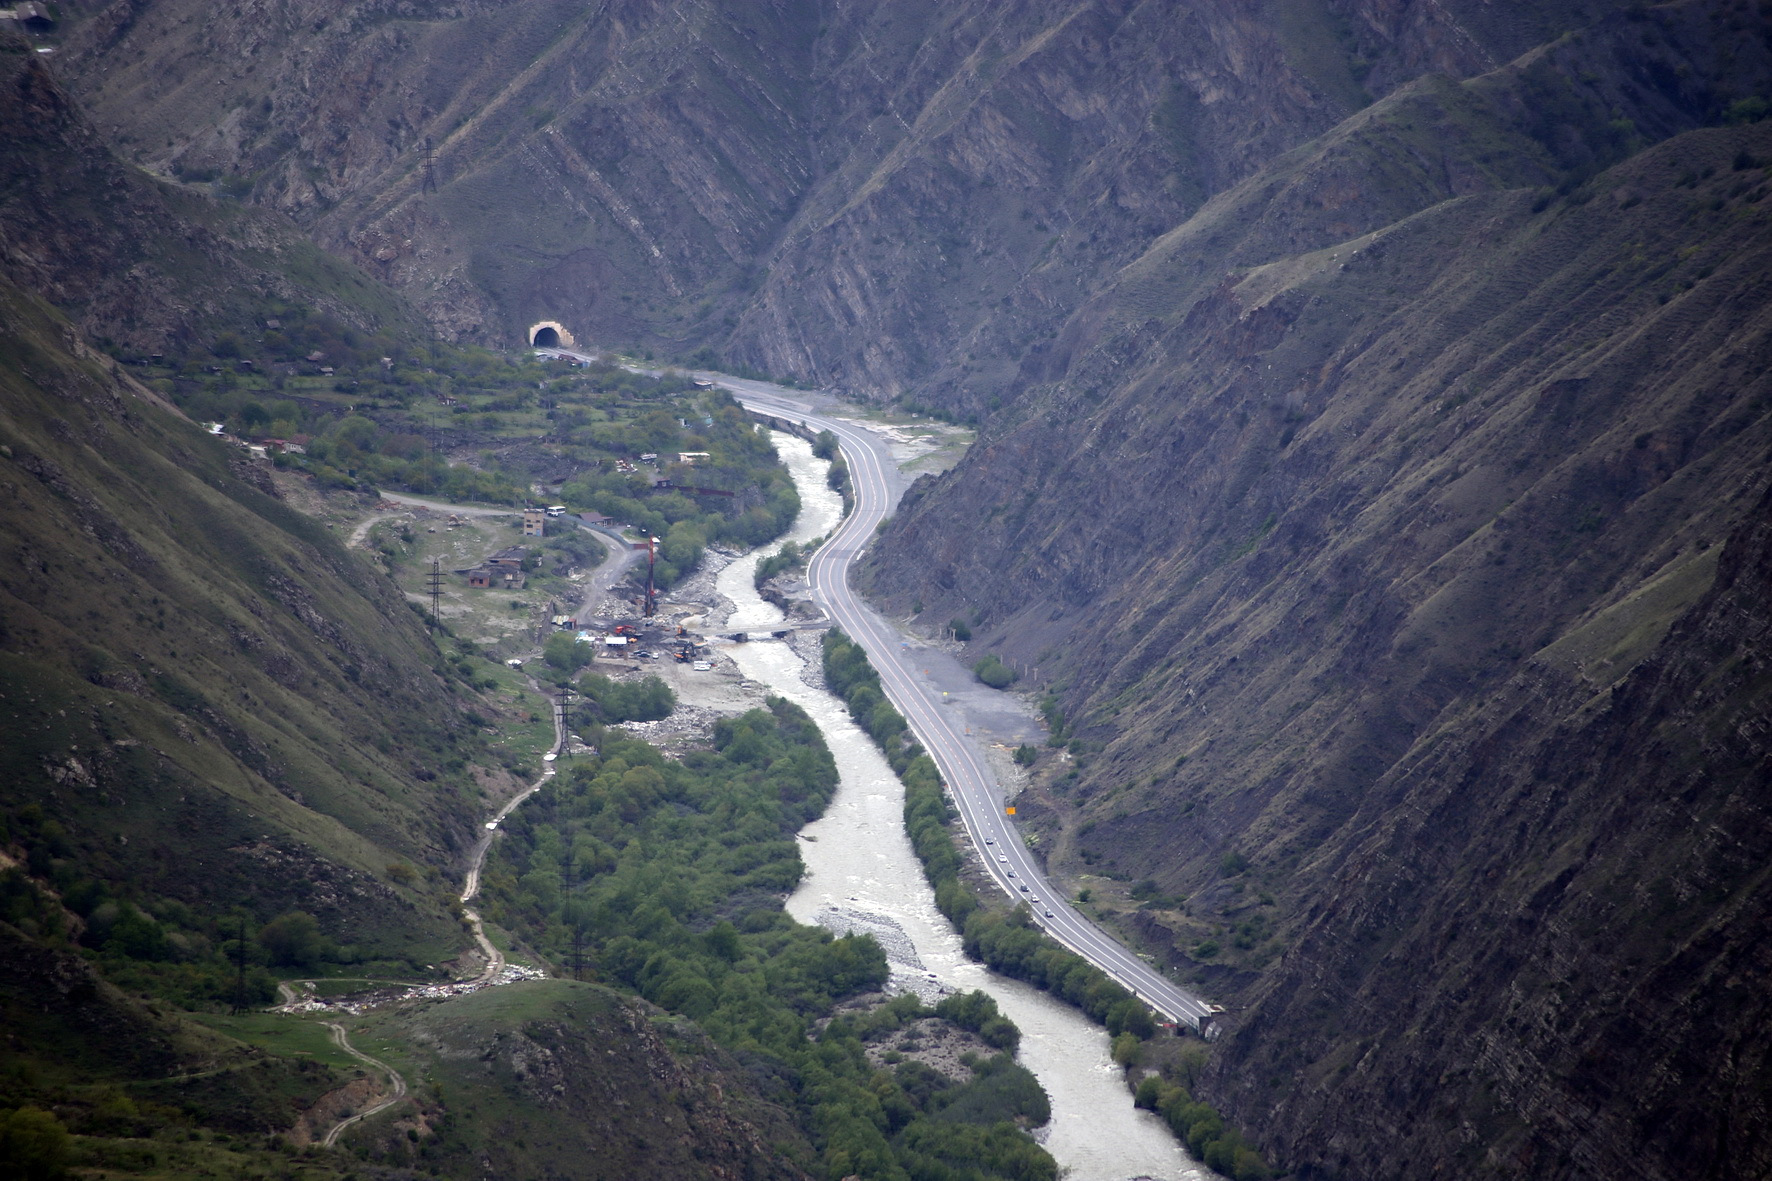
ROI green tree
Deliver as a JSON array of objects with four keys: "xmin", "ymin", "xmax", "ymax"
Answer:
[
  {"xmin": 544, "ymin": 631, "xmax": 594, "ymax": 675},
  {"xmin": 0, "ymin": 1107, "xmax": 70, "ymax": 1181},
  {"xmin": 259, "ymin": 910, "xmax": 325, "ymax": 968}
]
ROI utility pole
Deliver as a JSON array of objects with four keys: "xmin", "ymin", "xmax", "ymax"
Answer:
[{"xmin": 427, "ymin": 558, "xmax": 444, "ymax": 628}]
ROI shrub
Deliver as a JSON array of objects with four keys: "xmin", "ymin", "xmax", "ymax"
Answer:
[
  {"xmin": 543, "ymin": 631, "xmax": 593, "ymax": 674},
  {"xmin": 0, "ymin": 1107, "xmax": 71, "ymax": 1181},
  {"xmin": 259, "ymin": 911, "xmax": 328, "ymax": 969},
  {"xmin": 576, "ymin": 674, "xmax": 674, "ymax": 723},
  {"xmin": 973, "ymin": 655, "xmax": 1016, "ymax": 689}
]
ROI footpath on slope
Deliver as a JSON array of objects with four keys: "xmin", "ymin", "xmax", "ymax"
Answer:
[
  {"xmin": 294, "ymin": 681, "xmax": 567, "ymax": 1147},
  {"xmin": 319, "ymin": 1022, "xmax": 408, "ymax": 1148}
]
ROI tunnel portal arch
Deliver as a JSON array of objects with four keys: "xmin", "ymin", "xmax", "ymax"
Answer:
[{"xmin": 527, "ymin": 320, "xmax": 575, "ymax": 349}]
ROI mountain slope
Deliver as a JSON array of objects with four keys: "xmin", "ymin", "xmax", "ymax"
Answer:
[
  {"xmin": 50, "ymin": 0, "xmax": 1633, "ymax": 400},
  {"xmin": 0, "ymin": 33, "xmax": 494, "ymax": 968},
  {"xmin": 0, "ymin": 37, "xmax": 425, "ymax": 359},
  {"xmin": 0, "ymin": 265, "xmax": 479, "ymax": 958},
  {"xmin": 858, "ymin": 10, "xmax": 1772, "ymax": 1178}
]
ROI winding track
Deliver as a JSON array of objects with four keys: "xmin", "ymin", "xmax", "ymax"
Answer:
[
  {"xmin": 310, "ymin": 686, "xmax": 566, "ymax": 1148},
  {"xmin": 320, "ymin": 1022, "xmax": 408, "ymax": 1148},
  {"xmin": 459, "ymin": 691, "xmax": 566, "ymax": 983}
]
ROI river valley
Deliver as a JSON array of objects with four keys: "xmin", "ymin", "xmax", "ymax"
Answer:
[{"xmin": 692, "ymin": 431, "xmax": 1212, "ymax": 1181}]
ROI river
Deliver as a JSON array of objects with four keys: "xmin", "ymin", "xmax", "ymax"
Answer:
[{"xmin": 711, "ymin": 434, "xmax": 1212, "ymax": 1181}]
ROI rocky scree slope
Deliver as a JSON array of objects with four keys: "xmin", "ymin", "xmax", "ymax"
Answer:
[
  {"xmin": 0, "ymin": 33, "xmax": 424, "ymax": 358},
  {"xmin": 862, "ymin": 7, "xmax": 1772, "ymax": 1179},
  {"xmin": 52, "ymin": 0, "xmax": 1624, "ymax": 406}
]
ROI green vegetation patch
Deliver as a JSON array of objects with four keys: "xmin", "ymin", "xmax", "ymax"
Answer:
[
  {"xmin": 477, "ymin": 698, "xmax": 1057, "ymax": 1181},
  {"xmin": 822, "ymin": 630, "xmax": 1272, "ymax": 1179},
  {"xmin": 573, "ymin": 672, "xmax": 675, "ymax": 723}
]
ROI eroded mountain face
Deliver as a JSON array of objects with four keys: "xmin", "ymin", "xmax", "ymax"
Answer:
[
  {"xmin": 57, "ymin": 0, "xmax": 1590, "ymax": 397},
  {"xmin": 36, "ymin": 0, "xmax": 1772, "ymax": 1177},
  {"xmin": 856, "ymin": 9, "xmax": 1772, "ymax": 1179}
]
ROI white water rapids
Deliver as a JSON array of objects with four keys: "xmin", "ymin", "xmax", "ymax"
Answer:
[{"xmin": 713, "ymin": 434, "xmax": 1213, "ymax": 1181}]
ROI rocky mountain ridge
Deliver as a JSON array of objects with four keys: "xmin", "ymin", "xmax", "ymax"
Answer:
[
  {"xmin": 857, "ymin": 6, "xmax": 1772, "ymax": 1177},
  {"xmin": 50, "ymin": 0, "xmax": 1619, "ymax": 398}
]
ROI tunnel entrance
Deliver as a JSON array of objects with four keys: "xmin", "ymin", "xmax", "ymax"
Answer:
[{"xmin": 527, "ymin": 320, "xmax": 575, "ymax": 349}]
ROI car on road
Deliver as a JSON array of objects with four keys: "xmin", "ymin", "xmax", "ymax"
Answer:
[
  {"xmin": 997, "ymin": 855, "xmax": 1008, "ymax": 863},
  {"xmin": 485, "ymin": 820, "xmax": 499, "ymax": 831},
  {"xmin": 1018, "ymin": 884, "xmax": 1028, "ymax": 892},
  {"xmin": 984, "ymin": 838, "xmax": 994, "ymax": 844},
  {"xmin": 1044, "ymin": 910, "xmax": 1055, "ymax": 917}
]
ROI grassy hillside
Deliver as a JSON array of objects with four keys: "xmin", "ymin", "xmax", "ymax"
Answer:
[{"xmin": 0, "ymin": 269, "xmax": 479, "ymax": 982}]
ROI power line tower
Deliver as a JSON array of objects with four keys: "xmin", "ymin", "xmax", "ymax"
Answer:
[
  {"xmin": 427, "ymin": 558, "xmax": 444, "ymax": 628},
  {"xmin": 421, "ymin": 135, "xmax": 439, "ymax": 194},
  {"xmin": 555, "ymin": 681, "xmax": 573, "ymax": 737}
]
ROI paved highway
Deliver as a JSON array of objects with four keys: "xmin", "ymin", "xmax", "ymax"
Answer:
[
  {"xmin": 535, "ymin": 350, "xmax": 1215, "ymax": 1028},
  {"xmin": 713, "ymin": 380, "xmax": 1217, "ymax": 1032}
]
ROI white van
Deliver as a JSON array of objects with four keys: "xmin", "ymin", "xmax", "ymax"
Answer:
[{"xmin": 545, "ymin": 505, "xmax": 566, "ymax": 517}]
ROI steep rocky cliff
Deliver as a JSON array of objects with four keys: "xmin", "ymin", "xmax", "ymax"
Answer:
[
  {"xmin": 858, "ymin": 6, "xmax": 1772, "ymax": 1177},
  {"xmin": 52, "ymin": 0, "xmax": 1613, "ymax": 399}
]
